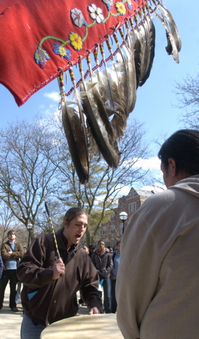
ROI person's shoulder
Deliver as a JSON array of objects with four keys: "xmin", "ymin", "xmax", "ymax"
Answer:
[
  {"xmin": 141, "ymin": 189, "xmax": 175, "ymax": 210},
  {"xmin": 1, "ymin": 240, "xmax": 9, "ymax": 247}
]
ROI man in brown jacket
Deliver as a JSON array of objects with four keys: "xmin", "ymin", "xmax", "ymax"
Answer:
[
  {"xmin": 17, "ymin": 207, "xmax": 101, "ymax": 339},
  {"xmin": 0, "ymin": 229, "xmax": 24, "ymax": 312}
]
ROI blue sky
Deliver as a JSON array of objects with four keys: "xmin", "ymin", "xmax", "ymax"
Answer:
[{"xmin": 0, "ymin": 0, "xmax": 198, "ymax": 185}]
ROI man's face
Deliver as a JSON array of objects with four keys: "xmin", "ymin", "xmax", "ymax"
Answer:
[
  {"xmin": 98, "ymin": 241, "xmax": 105, "ymax": 252},
  {"xmin": 63, "ymin": 214, "xmax": 88, "ymax": 248},
  {"xmin": 8, "ymin": 232, "xmax": 16, "ymax": 242}
]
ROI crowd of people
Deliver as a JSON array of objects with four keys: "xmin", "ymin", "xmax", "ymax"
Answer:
[{"xmin": 1, "ymin": 129, "xmax": 199, "ymax": 339}]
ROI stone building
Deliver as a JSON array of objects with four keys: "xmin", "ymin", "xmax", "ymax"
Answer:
[{"xmin": 98, "ymin": 187, "xmax": 152, "ymax": 249}]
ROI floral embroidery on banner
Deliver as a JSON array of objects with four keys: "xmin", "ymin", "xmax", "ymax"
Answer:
[
  {"xmin": 88, "ymin": 4, "xmax": 104, "ymax": 23},
  {"xmin": 34, "ymin": 0, "xmax": 134, "ymax": 68},
  {"xmin": 34, "ymin": 47, "xmax": 50, "ymax": 69},
  {"xmin": 102, "ymin": 0, "xmax": 113, "ymax": 11},
  {"xmin": 53, "ymin": 43, "xmax": 71, "ymax": 60},
  {"xmin": 71, "ymin": 8, "xmax": 87, "ymax": 28},
  {"xmin": 69, "ymin": 32, "xmax": 83, "ymax": 51},
  {"xmin": 115, "ymin": 2, "xmax": 126, "ymax": 15}
]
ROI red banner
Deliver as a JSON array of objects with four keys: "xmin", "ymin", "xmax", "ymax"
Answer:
[{"xmin": 0, "ymin": 0, "xmax": 148, "ymax": 106}]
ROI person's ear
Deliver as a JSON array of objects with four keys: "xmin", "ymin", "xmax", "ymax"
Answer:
[
  {"xmin": 168, "ymin": 158, "xmax": 177, "ymax": 176},
  {"xmin": 63, "ymin": 219, "xmax": 68, "ymax": 227}
]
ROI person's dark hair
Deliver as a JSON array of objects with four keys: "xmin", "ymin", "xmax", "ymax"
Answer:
[
  {"xmin": 7, "ymin": 229, "xmax": 15, "ymax": 237},
  {"xmin": 97, "ymin": 239, "xmax": 105, "ymax": 245},
  {"xmin": 64, "ymin": 207, "xmax": 88, "ymax": 224},
  {"xmin": 158, "ymin": 129, "xmax": 199, "ymax": 175}
]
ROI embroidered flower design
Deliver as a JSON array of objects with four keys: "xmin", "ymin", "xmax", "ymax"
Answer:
[
  {"xmin": 53, "ymin": 43, "xmax": 71, "ymax": 60},
  {"xmin": 71, "ymin": 8, "xmax": 87, "ymax": 28},
  {"xmin": 115, "ymin": 2, "xmax": 126, "ymax": 15},
  {"xmin": 102, "ymin": 0, "xmax": 113, "ymax": 11},
  {"xmin": 126, "ymin": 0, "xmax": 132, "ymax": 10},
  {"xmin": 34, "ymin": 47, "xmax": 50, "ymax": 69},
  {"xmin": 69, "ymin": 32, "xmax": 83, "ymax": 51},
  {"xmin": 88, "ymin": 4, "xmax": 104, "ymax": 24}
]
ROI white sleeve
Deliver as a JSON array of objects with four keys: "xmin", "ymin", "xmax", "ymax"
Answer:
[{"xmin": 116, "ymin": 209, "xmax": 161, "ymax": 339}]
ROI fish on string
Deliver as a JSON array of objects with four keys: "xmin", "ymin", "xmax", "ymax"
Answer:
[
  {"xmin": 79, "ymin": 55, "xmax": 120, "ymax": 168},
  {"xmin": 151, "ymin": 0, "xmax": 181, "ymax": 63},
  {"xmin": 58, "ymin": 69, "xmax": 89, "ymax": 184}
]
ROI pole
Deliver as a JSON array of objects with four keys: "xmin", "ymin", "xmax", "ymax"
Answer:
[
  {"xmin": 28, "ymin": 230, "xmax": 31, "ymax": 248},
  {"xmin": 44, "ymin": 202, "xmax": 61, "ymax": 259}
]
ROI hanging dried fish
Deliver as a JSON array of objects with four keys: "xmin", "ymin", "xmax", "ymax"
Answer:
[
  {"xmin": 139, "ymin": 16, "xmax": 156, "ymax": 86},
  {"xmin": 158, "ymin": 3, "xmax": 182, "ymax": 52},
  {"xmin": 123, "ymin": 32, "xmax": 137, "ymax": 114},
  {"xmin": 79, "ymin": 58, "xmax": 120, "ymax": 168},
  {"xmin": 62, "ymin": 103, "xmax": 89, "ymax": 183},
  {"xmin": 154, "ymin": 3, "xmax": 180, "ymax": 63},
  {"xmin": 58, "ymin": 70, "xmax": 89, "ymax": 184},
  {"xmin": 133, "ymin": 15, "xmax": 155, "ymax": 87},
  {"xmin": 106, "ymin": 67, "xmax": 127, "ymax": 139}
]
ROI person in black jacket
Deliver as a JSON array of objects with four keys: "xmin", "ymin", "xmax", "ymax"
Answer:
[
  {"xmin": 17, "ymin": 207, "xmax": 101, "ymax": 339},
  {"xmin": 0, "ymin": 230, "xmax": 24, "ymax": 312},
  {"xmin": 91, "ymin": 240, "xmax": 113, "ymax": 313}
]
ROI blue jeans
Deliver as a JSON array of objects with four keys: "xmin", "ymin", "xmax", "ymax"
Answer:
[
  {"xmin": 103, "ymin": 277, "xmax": 111, "ymax": 313},
  {"xmin": 21, "ymin": 314, "xmax": 46, "ymax": 339}
]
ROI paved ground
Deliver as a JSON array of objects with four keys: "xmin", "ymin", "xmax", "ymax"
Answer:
[{"xmin": 0, "ymin": 285, "xmax": 90, "ymax": 339}]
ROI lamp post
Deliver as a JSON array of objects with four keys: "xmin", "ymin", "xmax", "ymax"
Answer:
[
  {"xmin": 27, "ymin": 223, "xmax": 33, "ymax": 248},
  {"xmin": 119, "ymin": 211, "xmax": 128, "ymax": 234}
]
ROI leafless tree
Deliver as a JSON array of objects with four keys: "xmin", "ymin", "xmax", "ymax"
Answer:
[
  {"xmin": 0, "ymin": 119, "xmax": 61, "ymax": 241},
  {"xmin": 54, "ymin": 119, "xmax": 152, "ymax": 245},
  {"xmin": 175, "ymin": 72, "xmax": 199, "ymax": 128}
]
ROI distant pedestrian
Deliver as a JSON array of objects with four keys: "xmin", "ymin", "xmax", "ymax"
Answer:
[
  {"xmin": 88, "ymin": 244, "xmax": 96, "ymax": 257},
  {"xmin": 110, "ymin": 241, "xmax": 120, "ymax": 313},
  {"xmin": 91, "ymin": 240, "xmax": 113, "ymax": 313},
  {"xmin": 0, "ymin": 230, "xmax": 24, "ymax": 312}
]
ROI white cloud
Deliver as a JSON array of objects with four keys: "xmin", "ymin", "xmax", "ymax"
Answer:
[
  {"xmin": 133, "ymin": 157, "xmax": 161, "ymax": 170},
  {"xmin": 118, "ymin": 185, "xmax": 131, "ymax": 196},
  {"xmin": 44, "ymin": 91, "xmax": 60, "ymax": 102}
]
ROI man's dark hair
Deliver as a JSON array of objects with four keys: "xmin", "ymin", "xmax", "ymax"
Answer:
[
  {"xmin": 158, "ymin": 129, "xmax": 199, "ymax": 175},
  {"xmin": 64, "ymin": 207, "xmax": 88, "ymax": 224},
  {"xmin": 7, "ymin": 229, "xmax": 15, "ymax": 237}
]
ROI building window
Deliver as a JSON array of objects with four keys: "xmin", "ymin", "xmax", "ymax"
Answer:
[
  {"xmin": 111, "ymin": 214, "xmax": 115, "ymax": 221},
  {"xmin": 102, "ymin": 227, "xmax": 107, "ymax": 235},
  {"xmin": 129, "ymin": 203, "xmax": 133, "ymax": 213},
  {"xmin": 133, "ymin": 202, "xmax": 136, "ymax": 211},
  {"xmin": 131, "ymin": 191, "xmax": 134, "ymax": 198},
  {"xmin": 111, "ymin": 225, "xmax": 115, "ymax": 234}
]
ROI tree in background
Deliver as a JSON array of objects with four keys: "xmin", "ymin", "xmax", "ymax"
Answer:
[
  {"xmin": 54, "ymin": 119, "xmax": 151, "ymax": 245},
  {"xmin": 0, "ymin": 115, "xmax": 153, "ymax": 245},
  {"xmin": 0, "ymin": 119, "xmax": 61, "ymax": 242},
  {"xmin": 175, "ymin": 72, "xmax": 199, "ymax": 128}
]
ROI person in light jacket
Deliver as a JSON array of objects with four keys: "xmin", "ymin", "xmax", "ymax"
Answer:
[{"xmin": 116, "ymin": 129, "xmax": 199, "ymax": 339}]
